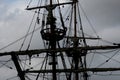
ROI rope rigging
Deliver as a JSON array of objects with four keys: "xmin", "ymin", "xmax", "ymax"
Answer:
[
  {"xmin": 78, "ymin": 1, "xmax": 99, "ymax": 38},
  {"xmin": 95, "ymin": 49, "xmax": 120, "ymax": 68},
  {"xmin": 19, "ymin": 11, "xmax": 36, "ymax": 51},
  {"xmin": 0, "ymin": 21, "xmax": 42, "ymax": 52},
  {"xmin": 99, "ymin": 53, "xmax": 120, "ymax": 66},
  {"xmin": 77, "ymin": 2, "xmax": 87, "ymax": 47},
  {"xmin": 0, "ymin": 59, "xmax": 13, "ymax": 69}
]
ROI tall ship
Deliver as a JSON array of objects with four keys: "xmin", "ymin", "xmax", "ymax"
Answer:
[{"xmin": 0, "ymin": 0, "xmax": 120, "ymax": 80}]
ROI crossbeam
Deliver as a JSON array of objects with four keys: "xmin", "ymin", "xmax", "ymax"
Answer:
[
  {"xmin": 65, "ymin": 36, "xmax": 101, "ymax": 40},
  {"xmin": 24, "ymin": 68, "xmax": 120, "ymax": 73},
  {"xmin": 0, "ymin": 45, "xmax": 119, "ymax": 56},
  {"xmin": 26, "ymin": 2, "xmax": 74, "ymax": 10}
]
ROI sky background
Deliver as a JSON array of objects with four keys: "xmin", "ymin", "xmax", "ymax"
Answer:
[
  {"xmin": 0, "ymin": 0, "xmax": 120, "ymax": 80},
  {"xmin": 0, "ymin": 0, "xmax": 120, "ymax": 51}
]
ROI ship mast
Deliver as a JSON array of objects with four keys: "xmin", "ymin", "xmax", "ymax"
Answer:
[
  {"xmin": 74, "ymin": 0, "xmax": 77, "ymax": 37},
  {"xmin": 72, "ymin": 0, "xmax": 88, "ymax": 79},
  {"xmin": 73, "ymin": 0, "xmax": 81, "ymax": 80},
  {"xmin": 49, "ymin": 0, "xmax": 57, "ymax": 80}
]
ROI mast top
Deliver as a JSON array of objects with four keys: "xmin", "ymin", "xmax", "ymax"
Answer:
[{"xmin": 26, "ymin": 2, "xmax": 74, "ymax": 10}]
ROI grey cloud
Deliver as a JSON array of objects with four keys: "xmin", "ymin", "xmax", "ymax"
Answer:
[{"xmin": 81, "ymin": 0, "xmax": 120, "ymax": 29}]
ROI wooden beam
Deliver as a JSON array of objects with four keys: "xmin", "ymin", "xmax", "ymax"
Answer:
[
  {"xmin": 65, "ymin": 36, "xmax": 101, "ymax": 40},
  {"xmin": 26, "ymin": 2, "xmax": 74, "ymax": 10},
  {"xmin": 0, "ymin": 45, "xmax": 119, "ymax": 56},
  {"xmin": 24, "ymin": 68, "xmax": 120, "ymax": 73},
  {"xmin": 11, "ymin": 54, "xmax": 25, "ymax": 80}
]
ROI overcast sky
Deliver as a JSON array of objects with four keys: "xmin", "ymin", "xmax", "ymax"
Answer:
[
  {"xmin": 0, "ymin": 0, "xmax": 120, "ymax": 50},
  {"xmin": 0, "ymin": 0, "xmax": 120, "ymax": 80},
  {"xmin": 81, "ymin": 0, "xmax": 120, "ymax": 42}
]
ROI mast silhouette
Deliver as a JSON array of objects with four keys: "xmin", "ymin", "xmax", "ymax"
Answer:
[{"xmin": 0, "ymin": 0, "xmax": 120, "ymax": 80}]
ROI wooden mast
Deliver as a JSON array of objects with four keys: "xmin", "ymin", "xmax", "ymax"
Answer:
[
  {"xmin": 49, "ymin": 0, "xmax": 57, "ymax": 80},
  {"xmin": 73, "ymin": 0, "xmax": 79, "ymax": 80}
]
